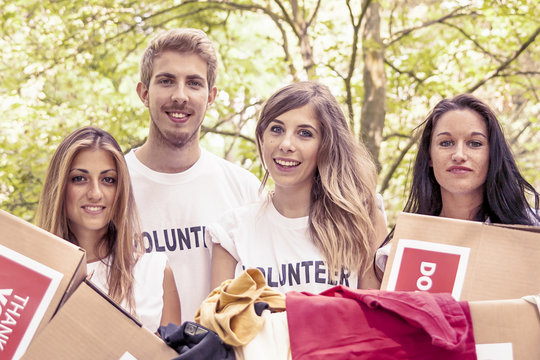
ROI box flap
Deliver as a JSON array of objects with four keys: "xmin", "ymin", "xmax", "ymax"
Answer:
[
  {"xmin": 21, "ymin": 281, "xmax": 178, "ymax": 359},
  {"xmin": 83, "ymin": 278, "xmax": 143, "ymax": 327}
]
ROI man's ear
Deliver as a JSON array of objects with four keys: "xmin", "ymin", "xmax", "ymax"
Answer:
[
  {"xmin": 207, "ymin": 86, "xmax": 218, "ymax": 108},
  {"xmin": 136, "ymin": 82, "xmax": 149, "ymax": 107}
]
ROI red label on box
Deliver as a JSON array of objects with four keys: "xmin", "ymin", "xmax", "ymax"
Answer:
[
  {"xmin": 393, "ymin": 248, "xmax": 460, "ymax": 293},
  {"xmin": 0, "ymin": 245, "xmax": 62, "ymax": 360},
  {"xmin": 385, "ymin": 239, "xmax": 470, "ymax": 300}
]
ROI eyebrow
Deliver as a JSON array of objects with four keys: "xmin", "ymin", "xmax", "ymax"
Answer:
[
  {"xmin": 154, "ymin": 72, "xmax": 206, "ymax": 83},
  {"xmin": 154, "ymin": 72, "xmax": 175, "ymax": 79},
  {"xmin": 69, "ymin": 168, "xmax": 117, "ymax": 175},
  {"xmin": 434, "ymin": 131, "xmax": 487, "ymax": 139},
  {"xmin": 270, "ymin": 119, "xmax": 320, "ymax": 134}
]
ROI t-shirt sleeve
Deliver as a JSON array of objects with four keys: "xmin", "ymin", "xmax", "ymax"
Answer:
[
  {"xmin": 245, "ymin": 173, "xmax": 263, "ymax": 203},
  {"xmin": 206, "ymin": 210, "xmax": 241, "ymax": 261},
  {"xmin": 133, "ymin": 252, "xmax": 167, "ymax": 332},
  {"xmin": 376, "ymin": 193, "xmax": 388, "ymax": 226},
  {"xmin": 134, "ymin": 252, "xmax": 167, "ymax": 299},
  {"xmin": 375, "ymin": 242, "xmax": 392, "ymax": 272},
  {"xmin": 233, "ymin": 169, "xmax": 262, "ymax": 206}
]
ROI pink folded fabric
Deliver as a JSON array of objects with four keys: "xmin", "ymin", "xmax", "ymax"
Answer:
[{"xmin": 286, "ymin": 286, "xmax": 477, "ymax": 359}]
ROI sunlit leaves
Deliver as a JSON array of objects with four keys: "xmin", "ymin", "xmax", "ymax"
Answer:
[{"xmin": 1, "ymin": 0, "xmax": 538, "ymax": 224}]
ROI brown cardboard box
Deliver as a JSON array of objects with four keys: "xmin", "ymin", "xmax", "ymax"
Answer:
[
  {"xmin": 381, "ymin": 212, "xmax": 540, "ymax": 301},
  {"xmin": 470, "ymin": 298, "xmax": 540, "ymax": 360},
  {"xmin": 0, "ymin": 209, "xmax": 86, "ymax": 359},
  {"xmin": 21, "ymin": 280, "xmax": 179, "ymax": 360}
]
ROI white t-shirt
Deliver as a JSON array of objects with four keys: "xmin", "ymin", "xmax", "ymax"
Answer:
[
  {"xmin": 125, "ymin": 148, "xmax": 261, "ymax": 321},
  {"xmin": 208, "ymin": 199, "xmax": 359, "ymax": 294},
  {"xmin": 86, "ymin": 252, "xmax": 166, "ymax": 332}
]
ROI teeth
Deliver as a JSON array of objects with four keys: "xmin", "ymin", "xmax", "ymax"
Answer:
[
  {"xmin": 170, "ymin": 112, "xmax": 188, "ymax": 119},
  {"xmin": 275, "ymin": 159, "xmax": 300, "ymax": 167},
  {"xmin": 85, "ymin": 206, "xmax": 104, "ymax": 211}
]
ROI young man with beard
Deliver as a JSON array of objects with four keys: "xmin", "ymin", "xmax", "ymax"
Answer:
[{"xmin": 125, "ymin": 28, "xmax": 261, "ymax": 321}]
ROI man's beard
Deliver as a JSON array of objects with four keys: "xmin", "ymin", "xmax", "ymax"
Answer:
[{"xmin": 149, "ymin": 114, "xmax": 201, "ymax": 149}]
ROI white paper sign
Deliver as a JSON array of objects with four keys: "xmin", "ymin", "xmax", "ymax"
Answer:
[
  {"xmin": 475, "ymin": 343, "xmax": 513, "ymax": 360},
  {"xmin": 385, "ymin": 239, "xmax": 470, "ymax": 300},
  {"xmin": 118, "ymin": 351, "xmax": 138, "ymax": 360}
]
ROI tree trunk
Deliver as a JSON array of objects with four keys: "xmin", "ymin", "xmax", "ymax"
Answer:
[{"xmin": 360, "ymin": 0, "xmax": 386, "ymax": 172}]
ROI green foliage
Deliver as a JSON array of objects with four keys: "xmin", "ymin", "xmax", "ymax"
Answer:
[{"xmin": 1, "ymin": 0, "xmax": 539, "ymax": 227}]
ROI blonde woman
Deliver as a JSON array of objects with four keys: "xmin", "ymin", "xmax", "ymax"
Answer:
[
  {"xmin": 210, "ymin": 81, "xmax": 387, "ymax": 292},
  {"xmin": 36, "ymin": 126, "xmax": 181, "ymax": 332}
]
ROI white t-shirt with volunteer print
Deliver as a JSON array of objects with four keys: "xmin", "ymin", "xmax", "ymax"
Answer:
[
  {"xmin": 208, "ymin": 198, "xmax": 359, "ymax": 294},
  {"xmin": 125, "ymin": 147, "xmax": 261, "ymax": 321}
]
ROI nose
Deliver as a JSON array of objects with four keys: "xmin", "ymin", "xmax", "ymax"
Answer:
[
  {"xmin": 171, "ymin": 84, "xmax": 188, "ymax": 103},
  {"xmin": 451, "ymin": 142, "xmax": 467, "ymax": 162},
  {"xmin": 87, "ymin": 181, "xmax": 103, "ymax": 201},
  {"xmin": 279, "ymin": 132, "xmax": 296, "ymax": 153}
]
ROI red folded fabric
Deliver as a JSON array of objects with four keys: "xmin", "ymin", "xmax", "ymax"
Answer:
[{"xmin": 286, "ymin": 286, "xmax": 477, "ymax": 360}]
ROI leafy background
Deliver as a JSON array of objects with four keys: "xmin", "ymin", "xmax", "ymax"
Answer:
[{"xmin": 1, "ymin": 0, "xmax": 539, "ymax": 226}]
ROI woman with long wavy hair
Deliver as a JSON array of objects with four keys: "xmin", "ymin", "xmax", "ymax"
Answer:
[
  {"xmin": 36, "ymin": 126, "xmax": 181, "ymax": 332},
  {"xmin": 209, "ymin": 81, "xmax": 387, "ymax": 292}
]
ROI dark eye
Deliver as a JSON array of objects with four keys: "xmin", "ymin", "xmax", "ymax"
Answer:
[
  {"xmin": 299, "ymin": 129, "xmax": 313, "ymax": 137},
  {"xmin": 159, "ymin": 78, "xmax": 172, "ymax": 86},
  {"xmin": 270, "ymin": 125, "xmax": 283, "ymax": 134},
  {"xmin": 469, "ymin": 140, "xmax": 483, "ymax": 148},
  {"xmin": 71, "ymin": 175, "xmax": 85, "ymax": 183},
  {"xmin": 440, "ymin": 140, "xmax": 454, "ymax": 147},
  {"xmin": 103, "ymin": 177, "xmax": 117, "ymax": 184},
  {"xmin": 188, "ymin": 79, "xmax": 203, "ymax": 87}
]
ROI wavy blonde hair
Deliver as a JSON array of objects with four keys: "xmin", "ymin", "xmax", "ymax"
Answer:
[
  {"xmin": 36, "ymin": 126, "xmax": 143, "ymax": 312},
  {"xmin": 256, "ymin": 81, "xmax": 378, "ymax": 277}
]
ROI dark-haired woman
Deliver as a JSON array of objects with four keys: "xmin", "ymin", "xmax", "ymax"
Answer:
[{"xmin": 376, "ymin": 94, "xmax": 539, "ymax": 273}]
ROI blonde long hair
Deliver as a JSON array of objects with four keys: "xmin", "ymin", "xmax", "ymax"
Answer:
[
  {"xmin": 36, "ymin": 126, "xmax": 143, "ymax": 312},
  {"xmin": 256, "ymin": 81, "xmax": 378, "ymax": 277}
]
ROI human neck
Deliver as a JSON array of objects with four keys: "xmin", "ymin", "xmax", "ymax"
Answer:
[
  {"xmin": 72, "ymin": 229, "xmax": 106, "ymax": 263},
  {"xmin": 135, "ymin": 138, "xmax": 201, "ymax": 174},
  {"xmin": 272, "ymin": 186, "xmax": 312, "ymax": 218},
  {"xmin": 439, "ymin": 192, "xmax": 483, "ymax": 221}
]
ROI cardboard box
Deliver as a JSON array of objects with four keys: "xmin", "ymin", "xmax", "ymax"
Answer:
[
  {"xmin": 381, "ymin": 212, "xmax": 540, "ymax": 300},
  {"xmin": 470, "ymin": 298, "xmax": 540, "ymax": 360},
  {"xmin": 0, "ymin": 210, "xmax": 86, "ymax": 359},
  {"xmin": 21, "ymin": 280, "xmax": 179, "ymax": 360}
]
